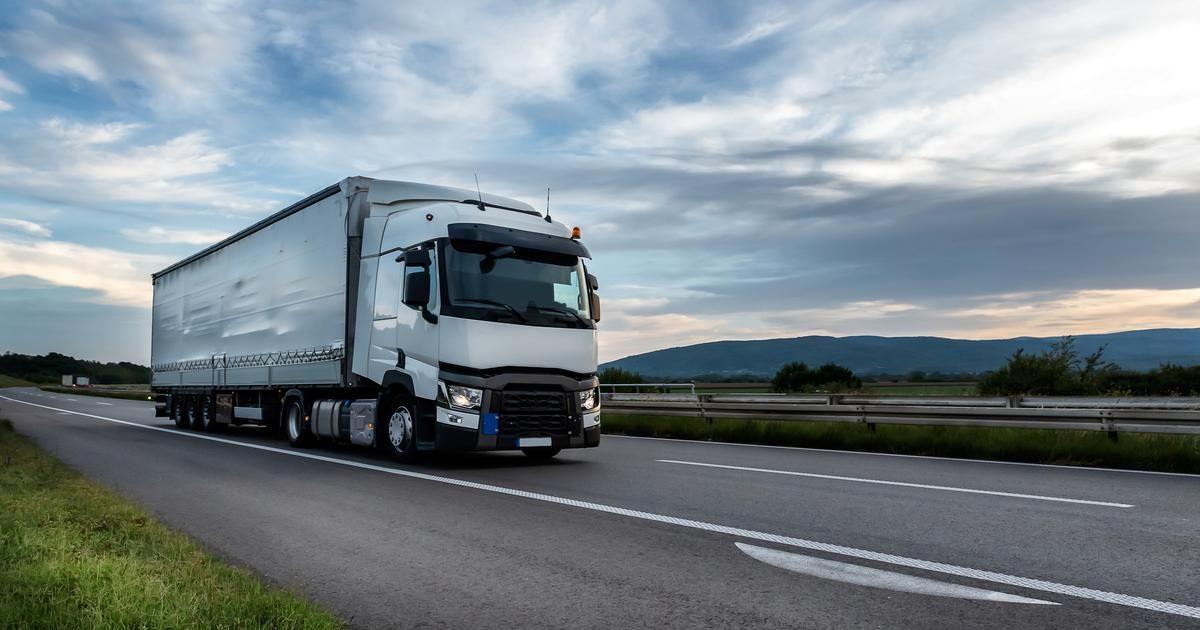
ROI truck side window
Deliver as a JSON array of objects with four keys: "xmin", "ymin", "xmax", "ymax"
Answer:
[{"xmin": 374, "ymin": 262, "xmax": 401, "ymax": 320}]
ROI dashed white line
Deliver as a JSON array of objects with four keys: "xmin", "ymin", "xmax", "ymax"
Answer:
[
  {"xmin": 2, "ymin": 393, "xmax": 1197, "ymax": 620},
  {"xmin": 657, "ymin": 459, "xmax": 1133, "ymax": 508},
  {"xmin": 96, "ymin": 402, "xmax": 113, "ymax": 406}
]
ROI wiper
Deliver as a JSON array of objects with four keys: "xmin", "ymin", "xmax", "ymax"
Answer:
[
  {"xmin": 526, "ymin": 304, "xmax": 588, "ymax": 327},
  {"xmin": 454, "ymin": 298, "xmax": 529, "ymax": 323}
]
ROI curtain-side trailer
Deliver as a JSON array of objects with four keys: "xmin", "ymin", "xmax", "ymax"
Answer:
[{"xmin": 151, "ymin": 177, "xmax": 601, "ymax": 460}]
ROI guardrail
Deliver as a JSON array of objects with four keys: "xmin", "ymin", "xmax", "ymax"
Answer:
[{"xmin": 600, "ymin": 387, "xmax": 1200, "ymax": 436}]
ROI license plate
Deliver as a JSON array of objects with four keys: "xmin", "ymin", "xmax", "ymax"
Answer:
[{"xmin": 518, "ymin": 437, "xmax": 552, "ymax": 448}]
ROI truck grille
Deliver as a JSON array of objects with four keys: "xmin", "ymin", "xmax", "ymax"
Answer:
[{"xmin": 496, "ymin": 390, "xmax": 569, "ymax": 435}]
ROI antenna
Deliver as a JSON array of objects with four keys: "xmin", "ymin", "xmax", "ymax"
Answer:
[
  {"xmin": 544, "ymin": 187, "xmax": 553, "ymax": 223},
  {"xmin": 473, "ymin": 172, "xmax": 485, "ymax": 211}
]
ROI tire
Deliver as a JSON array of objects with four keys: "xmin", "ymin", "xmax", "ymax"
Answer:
[
  {"xmin": 521, "ymin": 447, "xmax": 560, "ymax": 460},
  {"xmin": 194, "ymin": 395, "xmax": 216, "ymax": 433},
  {"xmin": 380, "ymin": 398, "xmax": 418, "ymax": 463},
  {"xmin": 173, "ymin": 396, "xmax": 190, "ymax": 429},
  {"xmin": 284, "ymin": 398, "xmax": 313, "ymax": 447}
]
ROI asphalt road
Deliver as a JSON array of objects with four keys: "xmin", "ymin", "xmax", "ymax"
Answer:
[{"xmin": 2, "ymin": 386, "xmax": 1198, "ymax": 629}]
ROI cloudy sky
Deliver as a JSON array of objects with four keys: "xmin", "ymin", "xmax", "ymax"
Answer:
[{"xmin": 1, "ymin": 0, "xmax": 1198, "ymax": 364}]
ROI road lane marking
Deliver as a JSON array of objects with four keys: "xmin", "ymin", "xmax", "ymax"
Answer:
[
  {"xmin": 3, "ymin": 392, "xmax": 1197, "ymax": 621},
  {"xmin": 736, "ymin": 543, "xmax": 1057, "ymax": 605},
  {"xmin": 610, "ymin": 435, "xmax": 1200, "ymax": 478},
  {"xmin": 96, "ymin": 402, "xmax": 113, "ymax": 405},
  {"xmin": 657, "ymin": 460, "xmax": 1133, "ymax": 508}
]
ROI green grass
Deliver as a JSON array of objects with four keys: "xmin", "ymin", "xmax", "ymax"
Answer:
[
  {"xmin": 38, "ymin": 385, "xmax": 153, "ymax": 401},
  {"xmin": 602, "ymin": 414, "xmax": 1200, "ymax": 474},
  {"xmin": 860, "ymin": 382, "xmax": 979, "ymax": 396},
  {"xmin": 0, "ymin": 374, "xmax": 37, "ymax": 388},
  {"xmin": 0, "ymin": 418, "xmax": 343, "ymax": 630}
]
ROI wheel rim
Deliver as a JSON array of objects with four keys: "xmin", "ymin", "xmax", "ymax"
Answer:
[
  {"xmin": 287, "ymin": 404, "xmax": 301, "ymax": 441},
  {"xmin": 388, "ymin": 407, "xmax": 412, "ymax": 453}
]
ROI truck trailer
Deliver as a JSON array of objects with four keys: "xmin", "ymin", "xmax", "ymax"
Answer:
[{"xmin": 151, "ymin": 177, "xmax": 601, "ymax": 460}]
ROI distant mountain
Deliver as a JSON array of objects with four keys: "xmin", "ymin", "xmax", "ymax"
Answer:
[{"xmin": 602, "ymin": 328, "xmax": 1200, "ymax": 379}]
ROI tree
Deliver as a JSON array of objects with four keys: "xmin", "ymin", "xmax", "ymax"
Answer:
[
  {"xmin": 978, "ymin": 337, "xmax": 1115, "ymax": 396},
  {"xmin": 772, "ymin": 361, "xmax": 861, "ymax": 393},
  {"xmin": 598, "ymin": 367, "xmax": 645, "ymax": 385}
]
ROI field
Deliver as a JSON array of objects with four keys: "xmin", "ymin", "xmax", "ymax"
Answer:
[
  {"xmin": 605, "ymin": 381, "xmax": 980, "ymax": 396},
  {"xmin": 0, "ymin": 418, "xmax": 342, "ymax": 630},
  {"xmin": 601, "ymin": 413, "xmax": 1200, "ymax": 474}
]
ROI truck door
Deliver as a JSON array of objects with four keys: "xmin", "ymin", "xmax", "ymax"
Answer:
[{"xmin": 395, "ymin": 245, "xmax": 440, "ymax": 401}]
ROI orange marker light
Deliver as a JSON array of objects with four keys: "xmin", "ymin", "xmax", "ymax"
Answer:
[{"xmin": 571, "ymin": 226, "xmax": 582, "ymax": 239}]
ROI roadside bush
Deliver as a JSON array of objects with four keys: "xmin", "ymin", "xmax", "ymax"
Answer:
[
  {"xmin": 771, "ymin": 361, "xmax": 862, "ymax": 393},
  {"xmin": 979, "ymin": 337, "xmax": 1113, "ymax": 396}
]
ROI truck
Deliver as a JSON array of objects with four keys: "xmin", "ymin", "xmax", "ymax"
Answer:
[{"xmin": 151, "ymin": 177, "xmax": 602, "ymax": 460}]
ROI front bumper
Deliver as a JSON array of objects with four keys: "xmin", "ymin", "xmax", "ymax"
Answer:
[{"xmin": 432, "ymin": 369, "xmax": 600, "ymax": 452}]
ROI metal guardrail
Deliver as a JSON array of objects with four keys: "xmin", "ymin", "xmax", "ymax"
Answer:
[{"xmin": 600, "ymin": 387, "xmax": 1200, "ymax": 436}]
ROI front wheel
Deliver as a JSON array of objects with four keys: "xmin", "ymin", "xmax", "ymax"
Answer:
[
  {"xmin": 380, "ymin": 399, "xmax": 418, "ymax": 463},
  {"xmin": 521, "ymin": 447, "xmax": 560, "ymax": 460}
]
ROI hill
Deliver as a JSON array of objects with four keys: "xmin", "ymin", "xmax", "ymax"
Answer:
[{"xmin": 602, "ymin": 328, "xmax": 1200, "ymax": 379}]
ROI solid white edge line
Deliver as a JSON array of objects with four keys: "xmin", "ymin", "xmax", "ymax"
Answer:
[
  {"xmin": 607, "ymin": 434, "xmax": 1200, "ymax": 478},
  {"xmin": 3, "ymin": 393, "xmax": 1198, "ymax": 620},
  {"xmin": 736, "ymin": 543, "xmax": 1058, "ymax": 605},
  {"xmin": 657, "ymin": 460, "xmax": 1133, "ymax": 508}
]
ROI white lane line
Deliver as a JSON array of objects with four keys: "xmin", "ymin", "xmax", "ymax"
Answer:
[
  {"xmin": 736, "ymin": 543, "xmax": 1058, "ymax": 605},
  {"xmin": 96, "ymin": 402, "xmax": 113, "ymax": 406},
  {"xmin": 2, "ymin": 393, "xmax": 1197, "ymax": 621},
  {"xmin": 608, "ymin": 434, "xmax": 1200, "ymax": 478},
  {"xmin": 656, "ymin": 460, "xmax": 1133, "ymax": 508}
]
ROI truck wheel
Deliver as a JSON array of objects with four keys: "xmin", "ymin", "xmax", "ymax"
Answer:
[
  {"xmin": 381, "ymin": 399, "xmax": 418, "ymax": 463},
  {"xmin": 173, "ymin": 396, "xmax": 190, "ymax": 429},
  {"xmin": 284, "ymin": 398, "xmax": 313, "ymax": 447},
  {"xmin": 521, "ymin": 447, "xmax": 560, "ymax": 460},
  {"xmin": 194, "ymin": 396, "xmax": 216, "ymax": 433}
]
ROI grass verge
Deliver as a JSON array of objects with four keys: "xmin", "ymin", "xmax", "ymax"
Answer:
[
  {"xmin": 0, "ymin": 374, "xmax": 37, "ymax": 388},
  {"xmin": 602, "ymin": 414, "xmax": 1200, "ymax": 474},
  {"xmin": 0, "ymin": 417, "xmax": 342, "ymax": 630},
  {"xmin": 38, "ymin": 385, "xmax": 152, "ymax": 401}
]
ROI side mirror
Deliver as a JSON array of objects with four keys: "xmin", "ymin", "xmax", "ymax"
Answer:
[
  {"xmin": 586, "ymin": 273, "xmax": 599, "ymax": 291},
  {"xmin": 403, "ymin": 269, "xmax": 430, "ymax": 307},
  {"xmin": 589, "ymin": 292, "xmax": 601, "ymax": 323},
  {"xmin": 404, "ymin": 248, "xmax": 431, "ymax": 267}
]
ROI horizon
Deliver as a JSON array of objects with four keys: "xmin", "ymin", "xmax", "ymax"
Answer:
[{"xmin": 2, "ymin": 2, "xmax": 1199, "ymax": 364}]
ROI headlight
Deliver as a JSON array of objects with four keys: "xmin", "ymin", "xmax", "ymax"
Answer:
[
  {"xmin": 446, "ymin": 384, "xmax": 483, "ymax": 410},
  {"xmin": 578, "ymin": 387, "xmax": 599, "ymax": 411}
]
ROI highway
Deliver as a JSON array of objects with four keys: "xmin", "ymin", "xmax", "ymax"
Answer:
[{"xmin": 2, "ymin": 386, "xmax": 1198, "ymax": 629}]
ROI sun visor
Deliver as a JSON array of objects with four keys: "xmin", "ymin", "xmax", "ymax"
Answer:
[{"xmin": 447, "ymin": 223, "xmax": 591, "ymax": 258}]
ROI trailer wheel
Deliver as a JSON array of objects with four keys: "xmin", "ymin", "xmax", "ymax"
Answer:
[
  {"xmin": 284, "ymin": 398, "xmax": 313, "ymax": 447},
  {"xmin": 381, "ymin": 398, "xmax": 418, "ymax": 463},
  {"xmin": 194, "ymin": 396, "xmax": 216, "ymax": 433},
  {"xmin": 521, "ymin": 447, "xmax": 560, "ymax": 460},
  {"xmin": 172, "ymin": 396, "xmax": 190, "ymax": 429}
]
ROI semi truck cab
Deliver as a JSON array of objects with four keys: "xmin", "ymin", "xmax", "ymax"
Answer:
[{"xmin": 355, "ymin": 188, "xmax": 601, "ymax": 459}]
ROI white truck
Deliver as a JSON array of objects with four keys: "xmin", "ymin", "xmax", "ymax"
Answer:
[{"xmin": 151, "ymin": 177, "xmax": 601, "ymax": 460}]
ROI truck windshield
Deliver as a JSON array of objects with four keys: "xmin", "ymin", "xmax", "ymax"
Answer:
[{"xmin": 443, "ymin": 239, "xmax": 592, "ymax": 328}]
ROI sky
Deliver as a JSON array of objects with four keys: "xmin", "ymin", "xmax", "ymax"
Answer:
[{"xmin": 1, "ymin": 0, "xmax": 1199, "ymax": 365}]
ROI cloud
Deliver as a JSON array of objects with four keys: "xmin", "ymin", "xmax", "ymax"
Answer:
[
  {"xmin": 0, "ymin": 237, "xmax": 169, "ymax": 307},
  {"xmin": 0, "ymin": 100, "xmax": 12, "ymax": 112},
  {"xmin": 0, "ymin": 218, "xmax": 52, "ymax": 238},
  {"xmin": 0, "ymin": 70, "xmax": 23, "ymax": 94},
  {"xmin": 121, "ymin": 226, "xmax": 230, "ymax": 245}
]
